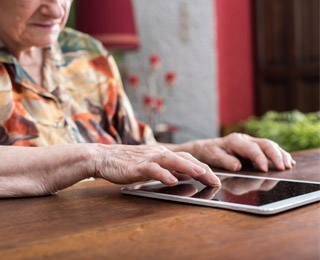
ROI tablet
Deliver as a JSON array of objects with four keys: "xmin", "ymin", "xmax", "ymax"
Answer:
[{"xmin": 121, "ymin": 173, "xmax": 320, "ymax": 215}]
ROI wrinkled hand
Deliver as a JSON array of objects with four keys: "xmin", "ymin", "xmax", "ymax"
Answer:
[
  {"xmin": 92, "ymin": 144, "xmax": 221, "ymax": 187},
  {"xmin": 190, "ymin": 133, "xmax": 296, "ymax": 172}
]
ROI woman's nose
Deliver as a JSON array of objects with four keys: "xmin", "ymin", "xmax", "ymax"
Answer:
[{"xmin": 40, "ymin": 0, "xmax": 66, "ymax": 19}]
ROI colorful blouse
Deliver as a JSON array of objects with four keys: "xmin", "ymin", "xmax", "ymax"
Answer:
[{"xmin": 0, "ymin": 28, "xmax": 155, "ymax": 146}]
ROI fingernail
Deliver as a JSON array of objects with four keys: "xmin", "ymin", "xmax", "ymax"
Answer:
[
  {"xmin": 278, "ymin": 160, "xmax": 285, "ymax": 170},
  {"xmin": 233, "ymin": 162, "xmax": 241, "ymax": 171},
  {"xmin": 292, "ymin": 159, "xmax": 297, "ymax": 165},
  {"xmin": 261, "ymin": 162, "xmax": 268, "ymax": 172},
  {"xmin": 286, "ymin": 158, "xmax": 292, "ymax": 168},
  {"xmin": 168, "ymin": 176, "xmax": 178, "ymax": 185},
  {"xmin": 210, "ymin": 171, "xmax": 221, "ymax": 186}
]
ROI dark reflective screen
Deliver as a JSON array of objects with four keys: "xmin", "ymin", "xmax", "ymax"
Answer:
[{"xmin": 140, "ymin": 175, "xmax": 320, "ymax": 206}]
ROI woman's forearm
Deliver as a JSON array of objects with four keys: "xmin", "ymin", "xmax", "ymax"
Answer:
[
  {"xmin": 0, "ymin": 142, "xmax": 219, "ymax": 198},
  {"xmin": 0, "ymin": 144, "xmax": 94, "ymax": 197},
  {"xmin": 2, "ymin": 133, "xmax": 292, "ymax": 198}
]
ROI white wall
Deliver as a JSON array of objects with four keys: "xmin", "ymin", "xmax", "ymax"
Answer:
[{"xmin": 124, "ymin": 0, "xmax": 219, "ymax": 143}]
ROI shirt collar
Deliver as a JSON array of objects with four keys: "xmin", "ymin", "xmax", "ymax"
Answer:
[
  {"xmin": 0, "ymin": 41, "xmax": 15, "ymax": 64},
  {"xmin": 0, "ymin": 37, "xmax": 65, "ymax": 67},
  {"xmin": 0, "ymin": 37, "xmax": 66, "ymax": 89},
  {"xmin": 44, "ymin": 40, "xmax": 65, "ymax": 67}
]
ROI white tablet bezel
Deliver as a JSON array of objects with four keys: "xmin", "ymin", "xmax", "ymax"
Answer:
[{"xmin": 121, "ymin": 173, "xmax": 320, "ymax": 215}]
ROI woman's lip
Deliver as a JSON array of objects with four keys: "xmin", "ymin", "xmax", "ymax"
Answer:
[{"xmin": 30, "ymin": 23, "xmax": 59, "ymax": 29}]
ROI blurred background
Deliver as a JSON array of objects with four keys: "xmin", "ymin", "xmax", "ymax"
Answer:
[{"xmin": 67, "ymin": 0, "xmax": 319, "ymax": 150}]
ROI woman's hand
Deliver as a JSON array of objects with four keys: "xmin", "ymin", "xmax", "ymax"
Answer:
[
  {"xmin": 0, "ymin": 133, "xmax": 295, "ymax": 198},
  {"xmin": 168, "ymin": 133, "xmax": 296, "ymax": 172},
  {"xmin": 92, "ymin": 144, "xmax": 221, "ymax": 187},
  {"xmin": 0, "ymin": 143, "xmax": 221, "ymax": 198}
]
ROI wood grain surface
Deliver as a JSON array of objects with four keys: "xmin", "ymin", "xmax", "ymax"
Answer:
[{"xmin": 0, "ymin": 149, "xmax": 319, "ymax": 260}]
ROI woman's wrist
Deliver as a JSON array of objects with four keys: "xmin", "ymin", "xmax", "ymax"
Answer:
[
  {"xmin": 163, "ymin": 141, "xmax": 198, "ymax": 155},
  {"xmin": 0, "ymin": 144, "xmax": 96, "ymax": 197}
]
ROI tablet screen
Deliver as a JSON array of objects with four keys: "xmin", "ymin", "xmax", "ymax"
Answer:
[{"xmin": 137, "ymin": 174, "xmax": 320, "ymax": 207}]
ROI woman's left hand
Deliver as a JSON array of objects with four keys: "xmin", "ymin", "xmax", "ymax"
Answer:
[{"xmin": 178, "ymin": 133, "xmax": 296, "ymax": 172}]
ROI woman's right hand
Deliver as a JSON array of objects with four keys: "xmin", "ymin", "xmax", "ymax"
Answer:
[
  {"xmin": 91, "ymin": 144, "xmax": 221, "ymax": 187},
  {"xmin": 0, "ymin": 143, "xmax": 220, "ymax": 198}
]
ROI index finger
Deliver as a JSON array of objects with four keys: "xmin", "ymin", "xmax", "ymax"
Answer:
[
  {"xmin": 154, "ymin": 151, "xmax": 221, "ymax": 187},
  {"xmin": 226, "ymin": 135, "xmax": 270, "ymax": 172}
]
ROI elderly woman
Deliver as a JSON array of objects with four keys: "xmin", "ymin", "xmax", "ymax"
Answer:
[{"xmin": 0, "ymin": 0, "xmax": 295, "ymax": 197}]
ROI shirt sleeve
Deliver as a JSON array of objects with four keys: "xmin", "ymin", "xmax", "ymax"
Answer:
[{"xmin": 102, "ymin": 54, "xmax": 157, "ymax": 145}]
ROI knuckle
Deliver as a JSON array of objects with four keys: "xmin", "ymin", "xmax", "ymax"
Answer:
[
  {"xmin": 261, "ymin": 138, "xmax": 279, "ymax": 149},
  {"xmin": 140, "ymin": 161, "xmax": 160, "ymax": 175},
  {"xmin": 146, "ymin": 161, "xmax": 159, "ymax": 171},
  {"xmin": 155, "ymin": 144, "xmax": 169, "ymax": 151},
  {"xmin": 228, "ymin": 132, "xmax": 241, "ymax": 140},
  {"xmin": 227, "ymin": 132, "xmax": 248, "ymax": 144},
  {"xmin": 153, "ymin": 150, "xmax": 172, "ymax": 162},
  {"xmin": 177, "ymin": 151, "xmax": 193, "ymax": 158},
  {"xmin": 261, "ymin": 137, "xmax": 272, "ymax": 144},
  {"xmin": 162, "ymin": 150, "xmax": 172, "ymax": 158}
]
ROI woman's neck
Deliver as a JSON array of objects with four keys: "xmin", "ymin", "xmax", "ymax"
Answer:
[{"xmin": 17, "ymin": 47, "xmax": 45, "ymax": 85}]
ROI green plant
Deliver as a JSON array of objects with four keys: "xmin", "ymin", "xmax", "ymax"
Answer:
[
  {"xmin": 66, "ymin": 1, "xmax": 77, "ymax": 28},
  {"xmin": 234, "ymin": 110, "xmax": 320, "ymax": 152}
]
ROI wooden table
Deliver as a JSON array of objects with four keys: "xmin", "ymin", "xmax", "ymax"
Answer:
[{"xmin": 1, "ymin": 149, "xmax": 319, "ymax": 260}]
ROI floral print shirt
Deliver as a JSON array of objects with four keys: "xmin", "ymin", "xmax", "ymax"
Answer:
[{"xmin": 0, "ymin": 28, "xmax": 155, "ymax": 146}]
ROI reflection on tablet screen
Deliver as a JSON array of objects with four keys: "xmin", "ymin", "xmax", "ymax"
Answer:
[{"xmin": 140, "ymin": 176, "xmax": 320, "ymax": 207}]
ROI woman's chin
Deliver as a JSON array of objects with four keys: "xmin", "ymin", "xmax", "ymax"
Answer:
[{"xmin": 28, "ymin": 37, "xmax": 58, "ymax": 48}]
